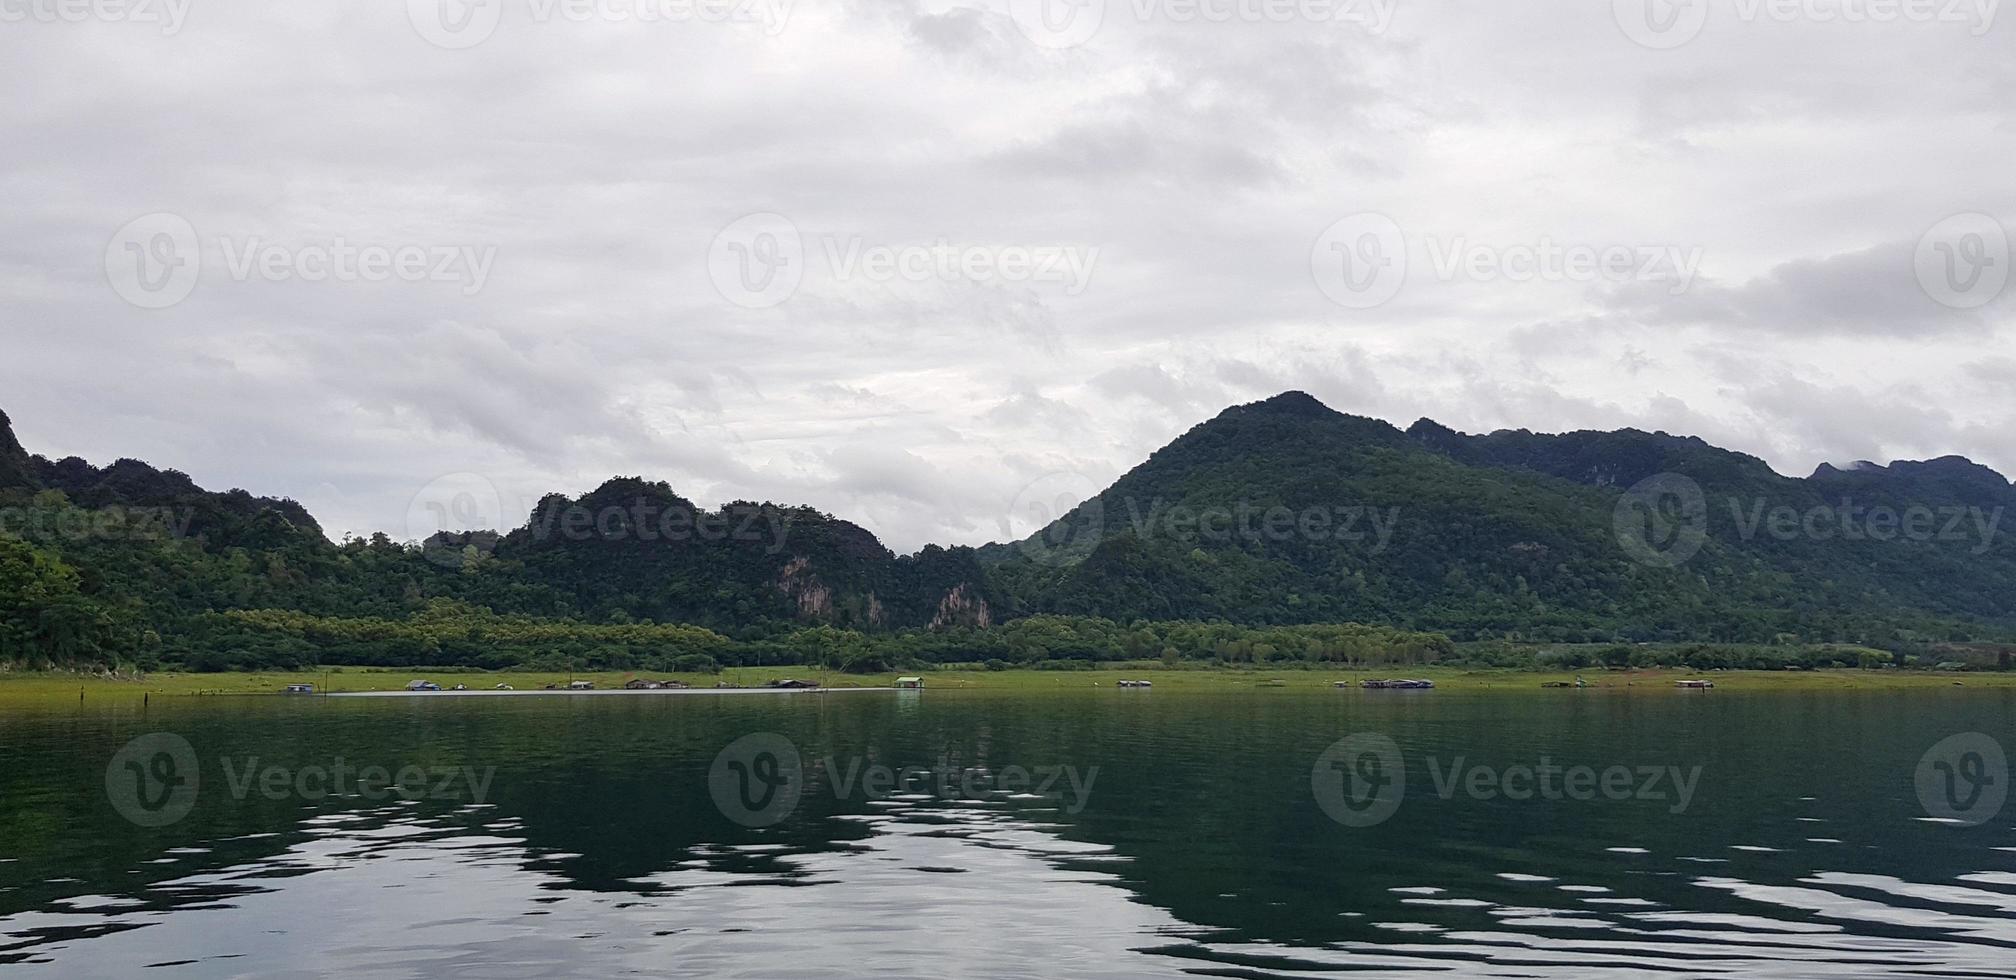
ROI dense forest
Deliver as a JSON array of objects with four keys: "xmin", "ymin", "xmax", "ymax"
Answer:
[{"xmin": 2, "ymin": 395, "xmax": 2012, "ymax": 674}]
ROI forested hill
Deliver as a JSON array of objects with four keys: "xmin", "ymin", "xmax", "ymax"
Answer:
[
  {"xmin": 985, "ymin": 392, "xmax": 2016, "ymax": 644},
  {"xmin": 0, "ymin": 410, "xmax": 995, "ymax": 668},
  {"xmin": 2, "ymin": 395, "xmax": 2013, "ymax": 671}
]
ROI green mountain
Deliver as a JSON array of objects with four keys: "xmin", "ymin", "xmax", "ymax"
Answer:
[
  {"xmin": 0, "ymin": 411, "xmax": 993, "ymax": 668},
  {"xmin": 1, "ymin": 394, "xmax": 2010, "ymax": 670},
  {"xmin": 987, "ymin": 392, "xmax": 2016, "ymax": 644}
]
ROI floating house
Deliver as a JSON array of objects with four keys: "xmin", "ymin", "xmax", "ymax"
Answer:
[{"xmin": 894, "ymin": 676, "xmax": 924, "ymax": 689}]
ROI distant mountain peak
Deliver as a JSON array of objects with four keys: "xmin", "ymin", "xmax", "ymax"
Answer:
[
  {"xmin": 1242, "ymin": 390, "xmax": 1336, "ymax": 419},
  {"xmin": 1812, "ymin": 455, "xmax": 2011, "ymax": 488},
  {"xmin": 0, "ymin": 407, "xmax": 37, "ymax": 490}
]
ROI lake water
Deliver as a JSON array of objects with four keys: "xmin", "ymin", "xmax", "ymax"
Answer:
[{"xmin": 2, "ymin": 687, "xmax": 2013, "ymax": 978}]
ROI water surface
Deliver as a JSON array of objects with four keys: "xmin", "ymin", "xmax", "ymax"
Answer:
[{"xmin": 2, "ymin": 687, "xmax": 2012, "ymax": 978}]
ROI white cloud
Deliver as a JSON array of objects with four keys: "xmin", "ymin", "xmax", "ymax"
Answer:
[{"xmin": 2, "ymin": 0, "xmax": 2012, "ymax": 552}]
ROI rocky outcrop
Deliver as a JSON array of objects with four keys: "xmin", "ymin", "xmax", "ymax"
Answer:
[
  {"xmin": 930, "ymin": 582, "xmax": 991, "ymax": 630},
  {"xmin": 777, "ymin": 557, "xmax": 835, "ymax": 619}
]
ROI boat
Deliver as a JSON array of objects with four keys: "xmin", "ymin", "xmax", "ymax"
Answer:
[
  {"xmin": 1117, "ymin": 679, "xmax": 1153, "ymax": 688},
  {"xmin": 1676, "ymin": 679, "xmax": 1715, "ymax": 689},
  {"xmin": 1362, "ymin": 678, "xmax": 1434, "ymax": 690}
]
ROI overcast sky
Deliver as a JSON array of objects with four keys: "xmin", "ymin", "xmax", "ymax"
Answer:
[{"xmin": 3, "ymin": 0, "xmax": 2012, "ymax": 552}]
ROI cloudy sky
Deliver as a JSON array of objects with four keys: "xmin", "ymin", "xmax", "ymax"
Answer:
[{"xmin": 2, "ymin": 0, "xmax": 2011, "ymax": 552}]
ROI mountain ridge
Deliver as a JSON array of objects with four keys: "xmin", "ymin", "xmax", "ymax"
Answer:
[{"xmin": 2, "ymin": 396, "xmax": 2012, "ymax": 669}]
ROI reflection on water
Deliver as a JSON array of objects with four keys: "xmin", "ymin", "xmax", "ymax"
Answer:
[{"xmin": 1, "ymin": 688, "xmax": 2012, "ymax": 978}]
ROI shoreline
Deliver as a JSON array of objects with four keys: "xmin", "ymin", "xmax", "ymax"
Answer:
[
  {"xmin": 7, "ymin": 664, "xmax": 2015, "ymax": 706},
  {"xmin": 326, "ymin": 685, "xmax": 891, "ymax": 698}
]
